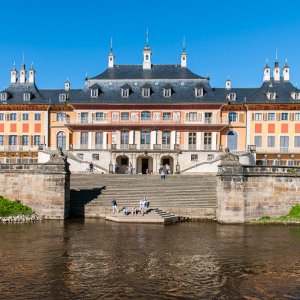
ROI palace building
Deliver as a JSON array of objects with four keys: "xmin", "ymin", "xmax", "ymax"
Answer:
[{"xmin": 1, "ymin": 39, "xmax": 300, "ymax": 173}]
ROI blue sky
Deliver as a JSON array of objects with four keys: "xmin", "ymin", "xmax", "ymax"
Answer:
[{"xmin": 0, "ymin": 0, "xmax": 300, "ymax": 89}]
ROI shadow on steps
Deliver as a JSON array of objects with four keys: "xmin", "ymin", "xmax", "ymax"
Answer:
[{"xmin": 70, "ymin": 188, "xmax": 102, "ymax": 218}]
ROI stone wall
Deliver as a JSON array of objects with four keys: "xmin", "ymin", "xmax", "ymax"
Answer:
[
  {"xmin": 0, "ymin": 153, "xmax": 70, "ymax": 219},
  {"xmin": 216, "ymin": 153, "xmax": 300, "ymax": 223}
]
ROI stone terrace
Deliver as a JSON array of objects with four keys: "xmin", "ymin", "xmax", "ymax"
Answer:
[{"xmin": 70, "ymin": 174, "xmax": 217, "ymax": 219}]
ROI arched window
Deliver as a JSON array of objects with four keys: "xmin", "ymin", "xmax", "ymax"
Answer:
[
  {"xmin": 57, "ymin": 131, "xmax": 66, "ymax": 150},
  {"xmin": 141, "ymin": 111, "xmax": 151, "ymax": 121},
  {"xmin": 227, "ymin": 131, "xmax": 238, "ymax": 151}
]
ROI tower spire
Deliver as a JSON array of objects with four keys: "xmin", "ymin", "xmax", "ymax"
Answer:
[
  {"xmin": 108, "ymin": 37, "xmax": 115, "ymax": 68},
  {"xmin": 182, "ymin": 36, "xmax": 186, "ymax": 53},
  {"xmin": 146, "ymin": 28, "xmax": 149, "ymax": 47},
  {"xmin": 110, "ymin": 37, "xmax": 113, "ymax": 53}
]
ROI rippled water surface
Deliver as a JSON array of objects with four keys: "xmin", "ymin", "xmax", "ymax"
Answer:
[{"xmin": 0, "ymin": 220, "xmax": 300, "ymax": 299}]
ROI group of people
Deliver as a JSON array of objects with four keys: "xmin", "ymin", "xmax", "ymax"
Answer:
[
  {"xmin": 158, "ymin": 164, "xmax": 171, "ymax": 179},
  {"xmin": 111, "ymin": 197, "xmax": 150, "ymax": 216}
]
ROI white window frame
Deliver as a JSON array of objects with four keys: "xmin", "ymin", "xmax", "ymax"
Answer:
[
  {"xmin": 142, "ymin": 88, "xmax": 150, "ymax": 98},
  {"xmin": 121, "ymin": 89, "xmax": 129, "ymax": 97},
  {"xmin": 59, "ymin": 94, "xmax": 67, "ymax": 102},
  {"xmin": 195, "ymin": 88, "xmax": 203, "ymax": 97},
  {"xmin": 254, "ymin": 113, "xmax": 262, "ymax": 121},
  {"xmin": 295, "ymin": 113, "xmax": 300, "ymax": 121},
  {"xmin": 267, "ymin": 136, "xmax": 275, "ymax": 148},
  {"xmin": 23, "ymin": 93, "xmax": 31, "ymax": 101},
  {"xmin": 227, "ymin": 93, "xmax": 236, "ymax": 101},
  {"xmin": 0, "ymin": 93, "xmax": 7, "ymax": 101},
  {"xmin": 267, "ymin": 92, "xmax": 276, "ymax": 100},
  {"xmin": 163, "ymin": 89, "xmax": 171, "ymax": 97},
  {"xmin": 281, "ymin": 112, "xmax": 289, "ymax": 121},
  {"xmin": 254, "ymin": 135, "xmax": 262, "ymax": 148},
  {"xmin": 268, "ymin": 112, "xmax": 275, "ymax": 121},
  {"xmin": 91, "ymin": 89, "xmax": 99, "ymax": 98},
  {"xmin": 294, "ymin": 136, "xmax": 300, "ymax": 148}
]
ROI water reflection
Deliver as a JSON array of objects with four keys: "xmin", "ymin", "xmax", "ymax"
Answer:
[{"xmin": 0, "ymin": 220, "xmax": 299, "ymax": 299}]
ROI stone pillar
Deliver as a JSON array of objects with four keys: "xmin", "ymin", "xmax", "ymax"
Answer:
[
  {"xmin": 151, "ymin": 131, "xmax": 156, "ymax": 149},
  {"xmin": 88, "ymin": 132, "xmax": 93, "ymax": 149},
  {"xmin": 129, "ymin": 130, "xmax": 134, "ymax": 144},
  {"xmin": 196, "ymin": 132, "xmax": 201, "ymax": 150},
  {"xmin": 216, "ymin": 153, "xmax": 246, "ymax": 223},
  {"xmin": 171, "ymin": 131, "xmax": 176, "ymax": 148}
]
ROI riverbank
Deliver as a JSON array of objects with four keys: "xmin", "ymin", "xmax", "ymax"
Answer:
[
  {"xmin": 250, "ymin": 204, "xmax": 300, "ymax": 225},
  {"xmin": 0, "ymin": 196, "xmax": 43, "ymax": 223}
]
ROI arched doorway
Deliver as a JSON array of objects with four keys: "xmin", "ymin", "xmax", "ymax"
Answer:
[
  {"xmin": 160, "ymin": 155, "xmax": 174, "ymax": 174},
  {"xmin": 116, "ymin": 155, "xmax": 129, "ymax": 174},
  {"xmin": 227, "ymin": 131, "xmax": 238, "ymax": 151},
  {"xmin": 57, "ymin": 131, "xmax": 66, "ymax": 150},
  {"xmin": 136, "ymin": 155, "xmax": 153, "ymax": 174}
]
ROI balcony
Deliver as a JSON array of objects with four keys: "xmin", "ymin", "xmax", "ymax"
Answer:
[
  {"xmin": 0, "ymin": 145, "xmax": 39, "ymax": 151},
  {"xmin": 140, "ymin": 144, "xmax": 150, "ymax": 150}
]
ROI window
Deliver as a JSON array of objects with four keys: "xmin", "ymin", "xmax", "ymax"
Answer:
[
  {"xmin": 280, "ymin": 136, "xmax": 289, "ymax": 152},
  {"xmin": 34, "ymin": 135, "xmax": 41, "ymax": 146},
  {"xmin": 281, "ymin": 113, "xmax": 289, "ymax": 121},
  {"xmin": 268, "ymin": 113, "xmax": 275, "ymax": 121},
  {"xmin": 91, "ymin": 89, "xmax": 98, "ymax": 98},
  {"xmin": 228, "ymin": 112, "xmax": 238, "ymax": 122},
  {"xmin": 95, "ymin": 132, "xmax": 103, "ymax": 145},
  {"xmin": 162, "ymin": 131, "xmax": 171, "ymax": 145},
  {"xmin": 0, "ymin": 135, "xmax": 4, "ymax": 145},
  {"xmin": 267, "ymin": 136, "xmax": 275, "ymax": 148},
  {"xmin": 187, "ymin": 112, "xmax": 197, "ymax": 121},
  {"xmin": 9, "ymin": 135, "xmax": 17, "ymax": 145},
  {"xmin": 163, "ymin": 89, "xmax": 171, "ymax": 97},
  {"xmin": 141, "ymin": 130, "xmax": 150, "ymax": 144},
  {"xmin": 59, "ymin": 94, "xmax": 67, "ymax": 102},
  {"xmin": 204, "ymin": 133, "xmax": 212, "ymax": 149},
  {"xmin": 195, "ymin": 88, "xmax": 203, "ymax": 97},
  {"xmin": 191, "ymin": 154, "xmax": 198, "ymax": 162},
  {"xmin": 294, "ymin": 136, "xmax": 300, "ymax": 148},
  {"xmin": 121, "ymin": 88, "xmax": 129, "ymax": 97},
  {"xmin": 80, "ymin": 132, "xmax": 88, "ymax": 145},
  {"xmin": 9, "ymin": 113, "xmax": 16, "ymax": 121},
  {"xmin": 162, "ymin": 112, "xmax": 171, "ymax": 120},
  {"xmin": 205, "ymin": 112, "xmax": 212, "ymax": 123},
  {"xmin": 0, "ymin": 113, "xmax": 4, "ymax": 121},
  {"xmin": 227, "ymin": 93, "xmax": 236, "ymax": 101},
  {"xmin": 254, "ymin": 113, "xmax": 262, "ymax": 121},
  {"xmin": 76, "ymin": 153, "xmax": 84, "ymax": 160},
  {"xmin": 23, "ymin": 93, "xmax": 31, "ymax": 101},
  {"xmin": 254, "ymin": 136, "xmax": 262, "ymax": 148},
  {"xmin": 188, "ymin": 132, "xmax": 197, "ymax": 147},
  {"xmin": 0, "ymin": 93, "xmax": 7, "ymax": 101},
  {"xmin": 92, "ymin": 154, "xmax": 99, "ymax": 160},
  {"xmin": 34, "ymin": 113, "xmax": 41, "ymax": 121},
  {"xmin": 295, "ymin": 113, "xmax": 300, "ymax": 121},
  {"xmin": 121, "ymin": 131, "xmax": 129, "ymax": 145},
  {"xmin": 121, "ymin": 112, "xmax": 129, "ymax": 120},
  {"xmin": 95, "ymin": 112, "xmax": 104, "ymax": 121},
  {"xmin": 56, "ymin": 112, "xmax": 66, "ymax": 122},
  {"xmin": 22, "ymin": 113, "xmax": 29, "ymax": 121},
  {"xmin": 291, "ymin": 92, "xmax": 300, "ymax": 100},
  {"xmin": 81, "ymin": 112, "xmax": 88, "ymax": 122},
  {"xmin": 267, "ymin": 92, "xmax": 276, "ymax": 100},
  {"xmin": 141, "ymin": 111, "xmax": 151, "ymax": 121},
  {"xmin": 22, "ymin": 135, "xmax": 29, "ymax": 146},
  {"xmin": 142, "ymin": 88, "xmax": 150, "ymax": 97}
]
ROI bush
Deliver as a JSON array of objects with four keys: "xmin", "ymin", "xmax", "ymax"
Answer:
[
  {"xmin": 288, "ymin": 204, "xmax": 300, "ymax": 218},
  {"xmin": 0, "ymin": 196, "xmax": 33, "ymax": 217}
]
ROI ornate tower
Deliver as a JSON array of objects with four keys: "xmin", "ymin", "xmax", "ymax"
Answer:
[
  {"xmin": 143, "ymin": 29, "xmax": 152, "ymax": 70},
  {"xmin": 108, "ymin": 37, "xmax": 115, "ymax": 68},
  {"xmin": 273, "ymin": 51, "xmax": 280, "ymax": 81},
  {"xmin": 28, "ymin": 63, "xmax": 36, "ymax": 84},
  {"xmin": 10, "ymin": 63, "xmax": 18, "ymax": 84},
  {"xmin": 180, "ymin": 36, "xmax": 187, "ymax": 68},
  {"xmin": 19, "ymin": 61, "xmax": 26, "ymax": 84},
  {"xmin": 283, "ymin": 59, "xmax": 290, "ymax": 81},
  {"xmin": 263, "ymin": 59, "xmax": 271, "ymax": 82}
]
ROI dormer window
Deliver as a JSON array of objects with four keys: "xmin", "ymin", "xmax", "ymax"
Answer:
[
  {"xmin": 266, "ymin": 92, "xmax": 276, "ymax": 100},
  {"xmin": 227, "ymin": 93, "xmax": 236, "ymax": 101},
  {"xmin": 163, "ymin": 88, "xmax": 171, "ymax": 97},
  {"xmin": 121, "ymin": 88, "xmax": 129, "ymax": 97},
  {"xmin": 142, "ymin": 88, "xmax": 150, "ymax": 97},
  {"xmin": 91, "ymin": 89, "xmax": 99, "ymax": 98},
  {"xmin": 59, "ymin": 93, "xmax": 67, "ymax": 102},
  {"xmin": 291, "ymin": 92, "xmax": 300, "ymax": 100},
  {"xmin": 0, "ymin": 93, "xmax": 7, "ymax": 101},
  {"xmin": 23, "ymin": 93, "xmax": 31, "ymax": 101},
  {"xmin": 195, "ymin": 88, "xmax": 203, "ymax": 97}
]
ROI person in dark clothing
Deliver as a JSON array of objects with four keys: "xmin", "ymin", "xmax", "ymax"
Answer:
[{"xmin": 112, "ymin": 198, "xmax": 118, "ymax": 214}]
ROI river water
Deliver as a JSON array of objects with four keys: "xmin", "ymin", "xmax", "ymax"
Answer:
[{"xmin": 0, "ymin": 220, "xmax": 300, "ymax": 299}]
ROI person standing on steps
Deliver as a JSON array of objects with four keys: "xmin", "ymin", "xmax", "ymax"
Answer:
[
  {"xmin": 165, "ymin": 164, "xmax": 170, "ymax": 175},
  {"xmin": 115, "ymin": 162, "xmax": 119, "ymax": 174},
  {"xmin": 112, "ymin": 198, "xmax": 118, "ymax": 214}
]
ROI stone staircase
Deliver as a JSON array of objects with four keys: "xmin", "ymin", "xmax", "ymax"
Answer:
[{"xmin": 70, "ymin": 174, "xmax": 218, "ymax": 219}]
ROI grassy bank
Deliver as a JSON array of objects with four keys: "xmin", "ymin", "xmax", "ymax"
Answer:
[
  {"xmin": 252, "ymin": 204, "xmax": 300, "ymax": 224},
  {"xmin": 0, "ymin": 196, "xmax": 33, "ymax": 217}
]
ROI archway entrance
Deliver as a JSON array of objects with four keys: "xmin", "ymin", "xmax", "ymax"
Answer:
[
  {"xmin": 116, "ymin": 155, "xmax": 129, "ymax": 174},
  {"xmin": 160, "ymin": 155, "xmax": 174, "ymax": 174},
  {"xmin": 136, "ymin": 155, "xmax": 153, "ymax": 174},
  {"xmin": 227, "ymin": 131, "xmax": 238, "ymax": 151},
  {"xmin": 57, "ymin": 131, "xmax": 66, "ymax": 150}
]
